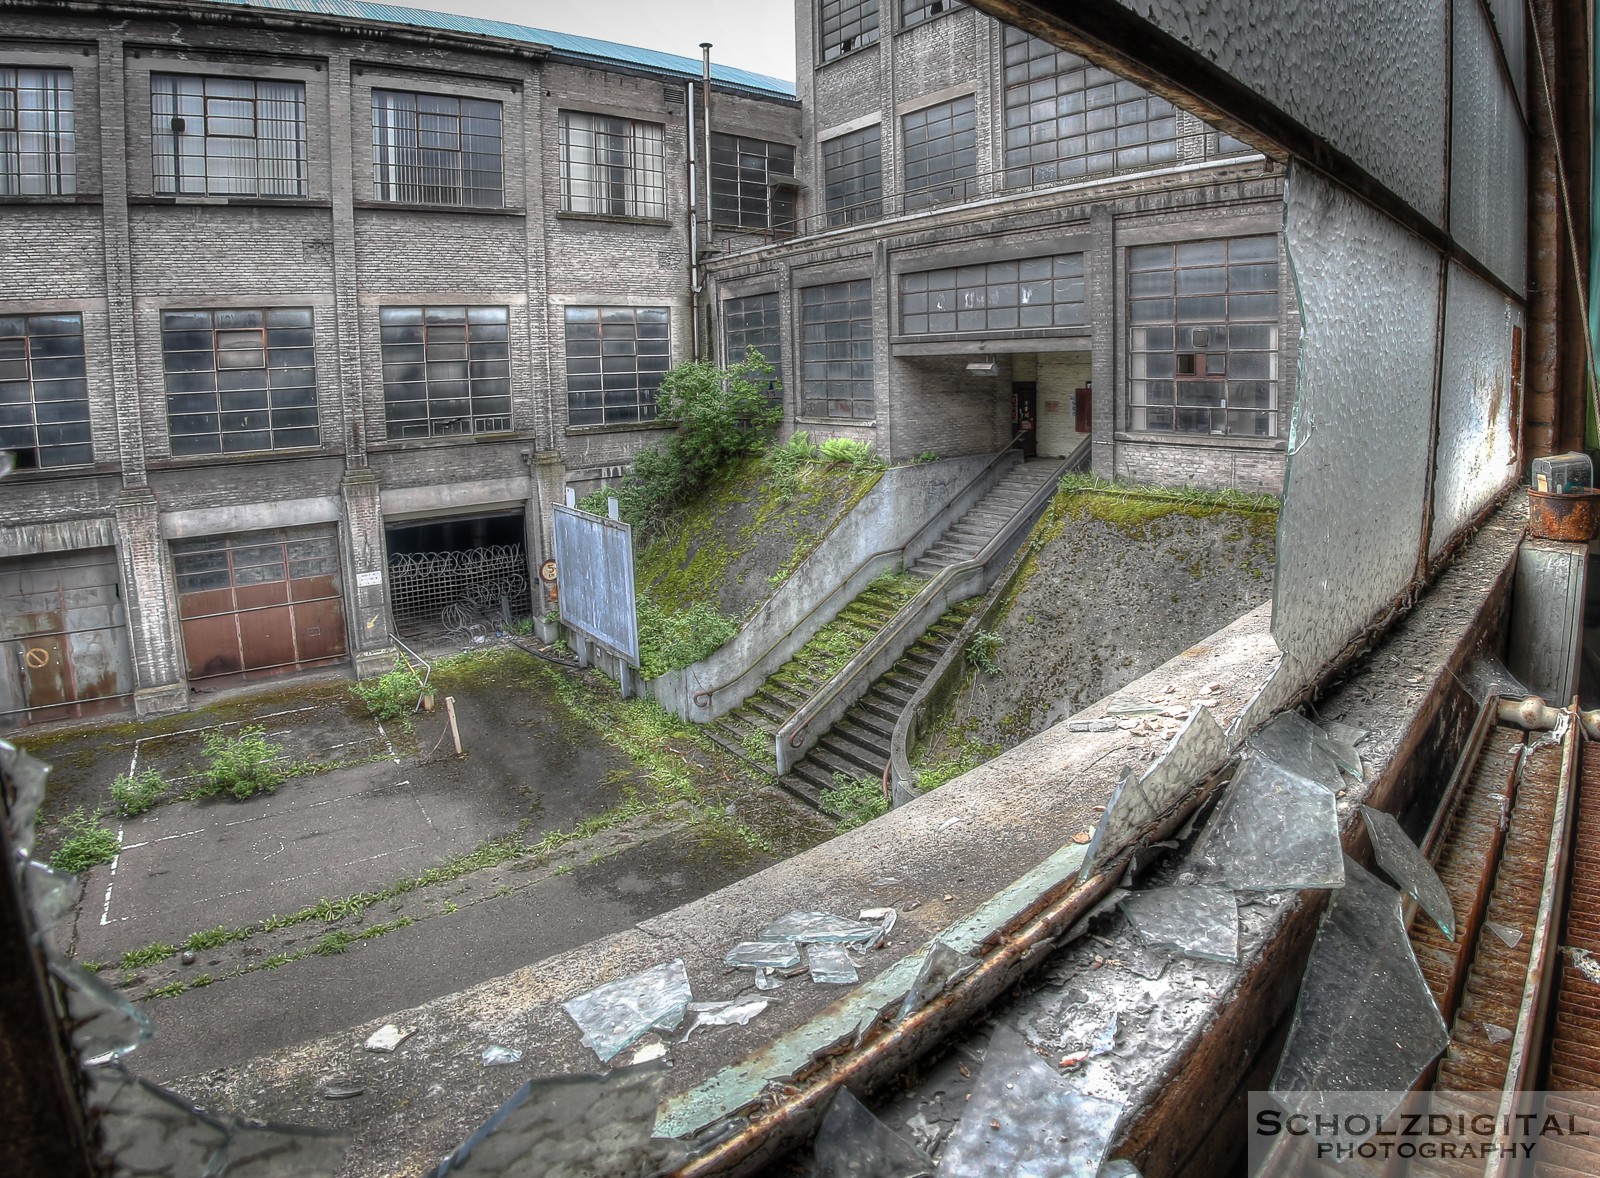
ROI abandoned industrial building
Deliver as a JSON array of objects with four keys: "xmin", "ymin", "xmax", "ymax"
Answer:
[
  {"xmin": 7, "ymin": 0, "xmax": 1598, "ymax": 1175},
  {"xmin": 0, "ymin": 0, "xmax": 1293, "ymax": 726}
]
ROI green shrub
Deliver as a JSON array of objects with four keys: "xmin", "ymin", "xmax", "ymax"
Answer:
[
  {"xmin": 819, "ymin": 437, "xmax": 873, "ymax": 466},
  {"xmin": 637, "ymin": 595, "xmax": 737, "ymax": 679},
  {"xmin": 197, "ymin": 726, "xmax": 285, "ymax": 801},
  {"xmin": 349, "ymin": 658, "xmax": 424, "ymax": 724},
  {"xmin": 819, "ymin": 774, "xmax": 890, "ymax": 833},
  {"xmin": 917, "ymin": 450, "xmax": 940, "ymax": 464},
  {"xmin": 49, "ymin": 807, "xmax": 120, "ymax": 874},
  {"xmin": 966, "ymin": 629, "xmax": 1005, "ymax": 675},
  {"xmin": 110, "ymin": 768, "xmax": 169, "ymax": 817},
  {"xmin": 766, "ymin": 430, "xmax": 820, "ymax": 489},
  {"xmin": 915, "ymin": 738, "xmax": 999, "ymax": 792}
]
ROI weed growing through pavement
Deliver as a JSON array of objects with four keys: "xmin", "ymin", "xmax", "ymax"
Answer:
[
  {"xmin": 120, "ymin": 942, "xmax": 179, "ymax": 969},
  {"xmin": 49, "ymin": 807, "xmax": 120, "ymax": 873},
  {"xmin": 194, "ymin": 726, "xmax": 285, "ymax": 801},
  {"xmin": 110, "ymin": 769, "xmax": 169, "ymax": 816}
]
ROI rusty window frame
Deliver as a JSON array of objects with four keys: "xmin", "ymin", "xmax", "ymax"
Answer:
[
  {"xmin": 372, "ymin": 89, "xmax": 503, "ymax": 208},
  {"xmin": 563, "ymin": 306, "xmax": 671, "ymax": 428},
  {"xmin": 379, "ymin": 305, "xmax": 512, "ymax": 440},
  {"xmin": 819, "ymin": 0, "xmax": 881, "ymax": 62}
]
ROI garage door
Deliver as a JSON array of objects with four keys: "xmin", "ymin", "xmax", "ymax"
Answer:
[
  {"xmin": 173, "ymin": 526, "xmax": 347, "ymax": 683},
  {"xmin": 0, "ymin": 548, "xmax": 135, "ymax": 726}
]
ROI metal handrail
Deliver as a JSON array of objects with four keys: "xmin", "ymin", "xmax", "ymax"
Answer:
[
  {"xmin": 777, "ymin": 453, "xmax": 1069, "ymax": 765},
  {"xmin": 690, "ymin": 439, "xmax": 1025, "ymax": 710},
  {"xmin": 390, "ymin": 633, "xmax": 433, "ymax": 714}
]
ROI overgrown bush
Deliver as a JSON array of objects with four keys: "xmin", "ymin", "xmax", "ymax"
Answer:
[
  {"xmin": 110, "ymin": 768, "xmax": 169, "ymax": 817},
  {"xmin": 819, "ymin": 773, "xmax": 890, "ymax": 832},
  {"xmin": 966, "ymin": 629, "xmax": 1005, "ymax": 675},
  {"xmin": 583, "ymin": 350, "xmax": 783, "ymax": 536},
  {"xmin": 50, "ymin": 807, "xmax": 120, "ymax": 873},
  {"xmin": 349, "ymin": 658, "xmax": 423, "ymax": 724},
  {"xmin": 765, "ymin": 430, "xmax": 820, "ymax": 489},
  {"xmin": 637, "ymin": 595, "xmax": 737, "ymax": 679},
  {"xmin": 196, "ymin": 726, "xmax": 285, "ymax": 801},
  {"xmin": 818, "ymin": 437, "xmax": 882, "ymax": 471}
]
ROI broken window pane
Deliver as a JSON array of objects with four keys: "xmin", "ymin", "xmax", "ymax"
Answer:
[
  {"xmin": 940, "ymin": 1026, "xmax": 1123, "ymax": 1177},
  {"xmin": 434, "ymin": 1062, "xmax": 671, "ymax": 1177},
  {"xmin": 807, "ymin": 943, "xmax": 860, "ymax": 985},
  {"xmin": 1, "ymin": 739, "xmax": 50, "ymax": 857},
  {"xmin": 724, "ymin": 941, "xmax": 803, "ymax": 969},
  {"xmin": 209, "ymin": 1120, "xmax": 350, "ymax": 1177},
  {"xmin": 23, "ymin": 859, "xmax": 78, "ymax": 935},
  {"xmin": 88, "ymin": 1063, "xmax": 229, "ymax": 1175},
  {"xmin": 1079, "ymin": 707, "xmax": 1228, "ymax": 883},
  {"xmin": 811, "ymin": 1086, "xmax": 934, "ymax": 1178},
  {"xmin": 561, "ymin": 959, "xmax": 692, "ymax": 1064},
  {"xmin": 898, "ymin": 940, "xmax": 979, "ymax": 1021},
  {"xmin": 1245, "ymin": 710, "xmax": 1347, "ymax": 792},
  {"xmin": 1360, "ymin": 806, "xmax": 1455, "ymax": 939},
  {"xmin": 1198, "ymin": 753, "xmax": 1345, "ymax": 891},
  {"xmin": 1271, "ymin": 857, "xmax": 1449, "ymax": 1128},
  {"xmin": 761, "ymin": 910, "xmax": 884, "ymax": 947},
  {"xmin": 1118, "ymin": 886, "xmax": 1240, "ymax": 964},
  {"xmin": 51, "ymin": 958, "xmax": 154, "ymax": 1063}
]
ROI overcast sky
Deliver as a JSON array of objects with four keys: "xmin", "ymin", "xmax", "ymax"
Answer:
[{"xmin": 397, "ymin": 0, "xmax": 798, "ymax": 82}]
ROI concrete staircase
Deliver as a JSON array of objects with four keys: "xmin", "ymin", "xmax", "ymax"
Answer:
[{"xmin": 909, "ymin": 460, "xmax": 1060, "ymax": 577}]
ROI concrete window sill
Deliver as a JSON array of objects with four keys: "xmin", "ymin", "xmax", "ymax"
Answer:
[{"xmin": 1114, "ymin": 430, "xmax": 1287, "ymax": 452}]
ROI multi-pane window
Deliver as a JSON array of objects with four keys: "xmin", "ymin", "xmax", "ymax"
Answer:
[
  {"xmin": 723, "ymin": 292, "xmax": 782, "ymax": 396},
  {"xmin": 563, "ymin": 307, "xmax": 670, "ymax": 428},
  {"xmin": 901, "ymin": 0, "xmax": 962, "ymax": 28},
  {"xmin": 379, "ymin": 306, "xmax": 511, "ymax": 440},
  {"xmin": 372, "ymin": 91, "xmax": 502, "ymax": 208},
  {"xmin": 800, "ymin": 280, "xmax": 874, "ymax": 420},
  {"xmin": 1001, "ymin": 28, "xmax": 1178, "ymax": 188},
  {"xmin": 902, "ymin": 95, "xmax": 977, "ymax": 210},
  {"xmin": 822, "ymin": 124, "xmax": 882, "ymax": 226},
  {"xmin": 1, "ymin": 68, "xmax": 74, "ymax": 196},
  {"xmin": 710, "ymin": 133, "xmax": 796, "ymax": 232},
  {"xmin": 900, "ymin": 254, "xmax": 1085, "ymax": 334},
  {"xmin": 1127, "ymin": 236, "xmax": 1280, "ymax": 437},
  {"xmin": 0, "ymin": 313, "xmax": 90, "ymax": 468},
  {"xmin": 152, "ymin": 74, "xmax": 307, "ymax": 197},
  {"xmin": 559, "ymin": 112, "xmax": 666, "ymax": 219},
  {"xmin": 820, "ymin": 0, "xmax": 880, "ymax": 62},
  {"xmin": 161, "ymin": 308, "xmax": 318, "ymax": 456}
]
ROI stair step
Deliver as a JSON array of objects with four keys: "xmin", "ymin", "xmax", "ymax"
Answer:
[
  {"xmin": 803, "ymin": 743, "xmax": 874, "ymax": 783},
  {"xmin": 812, "ymin": 738, "xmax": 885, "ymax": 777},
  {"xmin": 872, "ymin": 680, "xmax": 913, "ymax": 705},
  {"xmin": 856, "ymin": 694, "xmax": 902, "ymax": 724},
  {"xmin": 900, "ymin": 651, "xmax": 939, "ymax": 672},
  {"xmin": 784, "ymin": 761, "xmax": 836, "ymax": 800},
  {"xmin": 759, "ymin": 684, "xmax": 804, "ymax": 710},
  {"xmin": 744, "ymin": 695, "xmax": 789, "ymax": 724},
  {"xmin": 838, "ymin": 712, "xmax": 893, "ymax": 744},
  {"xmin": 704, "ymin": 726, "xmax": 776, "ymax": 773}
]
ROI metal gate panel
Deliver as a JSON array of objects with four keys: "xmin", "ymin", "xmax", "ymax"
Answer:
[
  {"xmin": 0, "ymin": 547, "xmax": 135, "ymax": 725},
  {"xmin": 173, "ymin": 526, "xmax": 346, "ymax": 683}
]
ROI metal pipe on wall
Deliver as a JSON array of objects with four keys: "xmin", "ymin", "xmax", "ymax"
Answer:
[
  {"xmin": 686, "ymin": 80, "xmax": 701, "ymax": 361},
  {"xmin": 700, "ymin": 43, "xmax": 714, "ymax": 253}
]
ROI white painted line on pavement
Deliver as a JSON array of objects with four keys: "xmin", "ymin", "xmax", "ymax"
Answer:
[{"xmin": 97, "ymin": 824, "xmax": 123, "ymax": 927}]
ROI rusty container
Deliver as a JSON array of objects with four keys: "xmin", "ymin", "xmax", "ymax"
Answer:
[{"xmin": 1527, "ymin": 488, "xmax": 1600, "ymax": 542}]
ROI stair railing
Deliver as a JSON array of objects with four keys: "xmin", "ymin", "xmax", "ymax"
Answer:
[
  {"xmin": 689, "ymin": 438, "xmax": 1027, "ymax": 718},
  {"xmin": 774, "ymin": 454, "xmax": 1068, "ymax": 777}
]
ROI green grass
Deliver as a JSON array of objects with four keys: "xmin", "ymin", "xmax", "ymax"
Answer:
[
  {"xmin": 120, "ymin": 942, "xmax": 179, "ymax": 969},
  {"xmin": 110, "ymin": 769, "xmax": 170, "ymax": 817},
  {"xmin": 819, "ymin": 773, "xmax": 890, "ymax": 833},
  {"xmin": 145, "ymin": 981, "xmax": 186, "ymax": 999},
  {"xmin": 185, "ymin": 926, "xmax": 248, "ymax": 952},
  {"xmin": 49, "ymin": 808, "xmax": 120, "ymax": 874},
  {"xmin": 914, "ymin": 738, "xmax": 1000, "ymax": 793}
]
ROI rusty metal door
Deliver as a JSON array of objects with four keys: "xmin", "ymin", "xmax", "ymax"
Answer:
[
  {"xmin": 0, "ymin": 548, "xmax": 135, "ymax": 726},
  {"xmin": 172, "ymin": 527, "xmax": 347, "ymax": 684}
]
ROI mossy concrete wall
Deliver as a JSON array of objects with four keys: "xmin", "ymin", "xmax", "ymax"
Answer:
[{"xmin": 936, "ymin": 487, "xmax": 1278, "ymax": 753}]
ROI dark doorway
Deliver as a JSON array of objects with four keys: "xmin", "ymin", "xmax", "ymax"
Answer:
[
  {"xmin": 384, "ymin": 509, "xmax": 532, "ymax": 641},
  {"xmin": 1011, "ymin": 381, "xmax": 1038, "ymax": 459}
]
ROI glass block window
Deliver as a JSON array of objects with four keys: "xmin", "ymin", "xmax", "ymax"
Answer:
[
  {"xmin": 559, "ymin": 112, "xmax": 666, "ymax": 219},
  {"xmin": 901, "ymin": 0, "xmax": 962, "ymax": 28},
  {"xmin": 152, "ymin": 74, "xmax": 307, "ymax": 197},
  {"xmin": 822, "ymin": 124, "xmax": 882, "ymax": 226},
  {"xmin": 372, "ymin": 90, "xmax": 503, "ymax": 207},
  {"xmin": 900, "ymin": 253, "xmax": 1085, "ymax": 334},
  {"xmin": 800, "ymin": 279, "xmax": 874, "ymax": 420},
  {"xmin": 1000, "ymin": 28, "xmax": 1177, "ymax": 188},
  {"xmin": 710, "ymin": 133, "xmax": 796, "ymax": 232},
  {"xmin": 563, "ymin": 307, "xmax": 670, "ymax": 428},
  {"xmin": 723, "ymin": 292, "xmax": 782, "ymax": 396},
  {"xmin": 1, "ymin": 68, "xmax": 75, "ymax": 196},
  {"xmin": 0, "ymin": 313, "xmax": 90, "ymax": 468},
  {"xmin": 160, "ymin": 308, "xmax": 318, "ymax": 456},
  {"xmin": 902, "ymin": 94, "xmax": 977, "ymax": 211},
  {"xmin": 379, "ymin": 306, "xmax": 511, "ymax": 440},
  {"xmin": 820, "ymin": 0, "xmax": 880, "ymax": 62},
  {"xmin": 1127, "ymin": 235, "xmax": 1281, "ymax": 437}
]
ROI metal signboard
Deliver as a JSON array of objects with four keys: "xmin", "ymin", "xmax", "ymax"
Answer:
[{"xmin": 552, "ymin": 502, "xmax": 640, "ymax": 668}]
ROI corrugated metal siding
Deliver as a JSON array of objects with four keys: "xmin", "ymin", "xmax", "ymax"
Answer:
[{"xmin": 206, "ymin": 0, "xmax": 796, "ymax": 98}]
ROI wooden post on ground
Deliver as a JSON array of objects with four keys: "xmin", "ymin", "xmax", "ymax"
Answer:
[{"xmin": 444, "ymin": 695, "xmax": 463, "ymax": 756}]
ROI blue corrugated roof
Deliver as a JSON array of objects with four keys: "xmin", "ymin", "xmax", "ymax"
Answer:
[{"xmin": 203, "ymin": 0, "xmax": 796, "ymax": 98}]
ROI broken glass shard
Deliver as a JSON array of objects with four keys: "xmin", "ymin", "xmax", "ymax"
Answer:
[
  {"xmin": 364, "ymin": 1024, "xmax": 416, "ymax": 1052},
  {"xmin": 811, "ymin": 1086, "xmax": 935, "ymax": 1178},
  {"xmin": 1320, "ymin": 720, "xmax": 1370, "ymax": 750},
  {"xmin": 1485, "ymin": 920, "xmax": 1523, "ymax": 948},
  {"xmin": 808, "ymin": 944, "xmax": 859, "ymax": 985},
  {"xmin": 23, "ymin": 859, "xmax": 78, "ymax": 934},
  {"xmin": 562, "ymin": 959, "xmax": 692, "ymax": 1064},
  {"xmin": 1198, "ymin": 754, "xmax": 1345, "ymax": 892},
  {"xmin": 1461, "ymin": 652, "xmax": 1530, "ymax": 704},
  {"xmin": 481, "ymin": 1046, "xmax": 523, "ymax": 1067},
  {"xmin": 940, "ymin": 1026, "xmax": 1124, "ymax": 1177},
  {"xmin": 1271, "ymin": 857, "xmax": 1449, "ymax": 1133},
  {"xmin": 681, "ymin": 998, "xmax": 767, "ymax": 1041},
  {"xmin": 1, "ymin": 739, "xmax": 50, "ymax": 856},
  {"xmin": 1099, "ymin": 1162, "xmax": 1143, "ymax": 1178},
  {"xmin": 87, "ymin": 1063, "xmax": 230, "ymax": 1175},
  {"xmin": 51, "ymin": 957, "xmax": 154, "ymax": 1063},
  {"xmin": 1484, "ymin": 1023, "xmax": 1512, "ymax": 1044},
  {"xmin": 1106, "ymin": 695, "xmax": 1162, "ymax": 716},
  {"xmin": 210, "ymin": 1119, "xmax": 350, "ymax": 1177},
  {"xmin": 1246, "ymin": 711, "xmax": 1348, "ymax": 791},
  {"xmin": 1361, "ymin": 806, "xmax": 1455, "ymax": 940},
  {"xmin": 1119, "ymin": 886, "xmax": 1240, "ymax": 964},
  {"xmin": 433, "ymin": 1061, "xmax": 671, "ymax": 1177},
  {"xmin": 1078, "ymin": 707, "xmax": 1228, "ymax": 884},
  {"xmin": 761, "ymin": 910, "xmax": 884, "ymax": 947},
  {"xmin": 898, "ymin": 940, "xmax": 979, "ymax": 1021},
  {"xmin": 755, "ymin": 968, "xmax": 784, "ymax": 991},
  {"xmin": 724, "ymin": 941, "xmax": 803, "ymax": 970}
]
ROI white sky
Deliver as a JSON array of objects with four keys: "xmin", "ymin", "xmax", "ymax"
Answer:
[{"xmin": 397, "ymin": 0, "xmax": 798, "ymax": 83}]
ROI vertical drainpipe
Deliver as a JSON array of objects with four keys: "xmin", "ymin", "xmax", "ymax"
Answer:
[
  {"xmin": 701, "ymin": 43, "xmax": 715, "ymax": 363},
  {"xmin": 1528, "ymin": 0, "xmax": 1562, "ymax": 460},
  {"xmin": 687, "ymin": 80, "xmax": 701, "ymax": 361}
]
